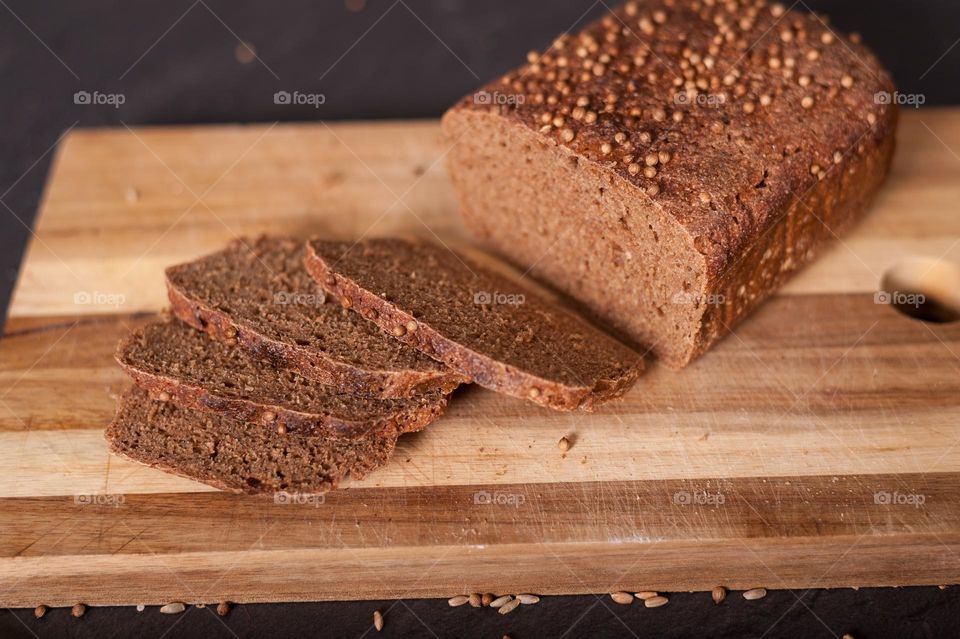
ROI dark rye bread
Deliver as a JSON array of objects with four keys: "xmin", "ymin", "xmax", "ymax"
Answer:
[
  {"xmin": 304, "ymin": 238, "xmax": 644, "ymax": 411},
  {"xmin": 166, "ymin": 236, "xmax": 465, "ymax": 398},
  {"xmin": 106, "ymin": 387, "xmax": 397, "ymax": 494},
  {"xmin": 442, "ymin": 0, "xmax": 897, "ymax": 367},
  {"xmin": 115, "ymin": 319, "xmax": 448, "ymax": 438}
]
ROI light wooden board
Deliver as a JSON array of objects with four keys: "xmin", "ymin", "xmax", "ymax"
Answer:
[{"xmin": 1, "ymin": 112, "xmax": 960, "ymax": 607}]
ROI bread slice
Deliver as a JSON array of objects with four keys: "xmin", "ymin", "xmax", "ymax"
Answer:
[
  {"xmin": 442, "ymin": 0, "xmax": 897, "ymax": 367},
  {"xmin": 304, "ymin": 237, "xmax": 643, "ymax": 411},
  {"xmin": 106, "ymin": 387, "xmax": 397, "ymax": 494},
  {"xmin": 166, "ymin": 236, "xmax": 465, "ymax": 398},
  {"xmin": 115, "ymin": 319, "xmax": 449, "ymax": 438}
]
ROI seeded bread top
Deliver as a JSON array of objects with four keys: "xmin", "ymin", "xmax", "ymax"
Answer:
[{"xmin": 448, "ymin": 0, "xmax": 896, "ymax": 277}]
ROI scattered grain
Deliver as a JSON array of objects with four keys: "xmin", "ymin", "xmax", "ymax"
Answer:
[
  {"xmin": 34, "ymin": 605, "xmax": 47, "ymax": 619},
  {"xmin": 448, "ymin": 595, "xmax": 470, "ymax": 607},
  {"xmin": 71, "ymin": 603, "xmax": 86, "ymax": 618},
  {"xmin": 712, "ymin": 586, "xmax": 727, "ymax": 604},
  {"xmin": 373, "ymin": 610, "xmax": 384, "ymax": 631},
  {"xmin": 743, "ymin": 588, "xmax": 767, "ymax": 600},
  {"xmin": 482, "ymin": 593, "xmax": 495, "ymax": 606},
  {"xmin": 558, "ymin": 436, "xmax": 572, "ymax": 453},
  {"xmin": 610, "ymin": 591, "xmax": 634, "ymax": 605},
  {"xmin": 468, "ymin": 593, "xmax": 482, "ymax": 608},
  {"xmin": 517, "ymin": 594, "xmax": 540, "ymax": 604},
  {"xmin": 498, "ymin": 598, "xmax": 521, "ymax": 615},
  {"xmin": 160, "ymin": 602, "xmax": 186, "ymax": 614},
  {"xmin": 644, "ymin": 595, "xmax": 669, "ymax": 608},
  {"xmin": 490, "ymin": 595, "xmax": 513, "ymax": 608},
  {"xmin": 635, "ymin": 591, "xmax": 658, "ymax": 600},
  {"xmin": 217, "ymin": 601, "xmax": 231, "ymax": 616}
]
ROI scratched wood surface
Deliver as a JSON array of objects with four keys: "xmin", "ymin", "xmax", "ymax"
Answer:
[{"xmin": 1, "ymin": 112, "xmax": 959, "ymax": 607}]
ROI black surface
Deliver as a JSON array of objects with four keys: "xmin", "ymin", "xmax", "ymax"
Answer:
[
  {"xmin": 2, "ymin": 587, "xmax": 960, "ymax": 639},
  {"xmin": 2, "ymin": 1, "xmax": 959, "ymax": 637}
]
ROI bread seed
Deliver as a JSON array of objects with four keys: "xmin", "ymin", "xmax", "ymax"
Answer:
[
  {"xmin": 160, "ymin": 602, "xmax": 186, "ymax": 614},
  {"xmin": 468, "ymin": 593, "xmax": 482, "ymax": 607},
  {"xmin": 610, "ymin": 591, "xmax": 634, "ymax": 604},
  {"xmin": 635, "ymin": 591, "xmax": 658, "ymax": 600},
  {"xmin": 34, "ymin": 605, "xmax": 47, "ymax": 619},
  {"xmin": 71, "ymin": 603, "xmax": 86, "ymax": 618},
  {"xmin": 712, "ymin": 586, "xmax": 727, "ymax": 604},
  {"xmin": 340, "ymin": 296, "xmax": 353, "ymax": 309},
  {"xmin": 217, "ymin": 601, "xmax": 231, "ymax": 616},
  {"xmin": 262, "ymin": 410, "xmax": 277, "ymax": 423},
  {"xmin": 489, "ymin": 595, "xmax": 513, "ymax": 608},
  {"xmin": 558, "ymin": 436, "xmax": 572, "ymax": 453},
  {"xmin": 528, "ymin": 387, "xmax": 541, "ymax": 399},
  {"xmin": 498, "ymin": 598, "xmax": 521, "ymax": 615},
  {"xmin": 743, "ymin": 588, "xmax": 767, "ymax": 600},
  {"xmin": 276, "ymin": 423, "xmax": 287, "ymax": 435},
  {"xmin": 482, "ymin": 593, "xmax": 494, "ymax": 606},
  {"xmin": 392, "ymin": 325, "xmax": 407, "ymax": 337},
  {"xmin": 373, "ymin": 610, "xmax": 384, "ymax": 631},
  {"xmin": 405, "ymin": 320, "xmax": 418, "ymax": 333},
  {"xmin": 517, "ymin": 594, "xmax": 540, "ymax": 604},
  {"xmin": 157, "ymin": 391, "xmax": 171, "ymax": 402},
  {"xmin": 644, "ymin": 595, "xmax": 669, "ymax": 608},
  {"xmin": 448, "ymin": 595, "xmax": 470, "ymax": 607}
]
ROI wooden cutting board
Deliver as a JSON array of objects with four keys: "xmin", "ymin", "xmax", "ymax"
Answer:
[{"xmin": 2, "ymin": 112, "xmax": 959, "ymax": 607}]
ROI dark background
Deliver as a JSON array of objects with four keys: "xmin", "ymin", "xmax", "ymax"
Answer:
[{"xmin": 1, "ymin": 1, "xmax": 958, "ymax": 637}]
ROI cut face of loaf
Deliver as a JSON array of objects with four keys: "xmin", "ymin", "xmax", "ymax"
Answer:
[
  {"xmin": 304, "ymin": 237, "xmax": 644, "ymax": 411},
  {"xmin": 115, "ymin": 319, "xmax": 449, "ymax": 438},
  {"xmin": 106, "ymin": 387, "xmax": 397, "ymax": 494},
  {"xmin": 442, "ymin": 0, "xmax": 898, "ymax": 367},
  {"xmin": 166, "ymin": 236, "xmax": 465, "ymax": 398}
]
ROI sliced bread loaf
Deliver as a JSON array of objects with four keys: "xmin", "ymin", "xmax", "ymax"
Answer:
[
  {"xmin": 106, "ymin": 387, "xmax": 397, "ymax": 494},
  {"xmin": 442, "ymin": 0, "xmax": 897, "ymax": 367},
  {"xmin": 115, "ymin": 319, "xmax": 449, "ymax": 438},
  {"xmin": 304, "ymin": 237, "xmax": 644, "ymax": 411},
  {"xmin": 167, "ymin": 236, "xmax": 465, "ymax": 398}
]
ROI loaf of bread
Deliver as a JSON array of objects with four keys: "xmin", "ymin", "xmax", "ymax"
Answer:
[{"xmin": 443, "ymin": 0, "xmax": 897, "ymax": 367}]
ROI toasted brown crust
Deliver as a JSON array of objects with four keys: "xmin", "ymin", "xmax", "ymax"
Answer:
[
  {"xmin": 303, "ymin": 239, "xmax": 643, "ymax": 411},
  {"xmin": 442, "ymin": 0, "xmax": 898, "ymax": 367},
  {"xmin": 167, "ymin": 278, "xmax": 467, "ymax": 398},
  {"xmin": 115, "ymin": 321, "xmax": 450, "ymax": 438}
]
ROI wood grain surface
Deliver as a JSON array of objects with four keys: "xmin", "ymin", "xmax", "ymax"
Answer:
[{"xmin": 1, "ymin": 112, "xmax": 959, "ymax": 607}]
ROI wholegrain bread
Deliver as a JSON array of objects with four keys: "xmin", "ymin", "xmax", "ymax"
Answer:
[
  {"xmin": 304, "ymin": 237, "xmax": 644, "ymax": 411},
  {"xmin": 106, "ymin": 387, "xmax": 397, "ymax": 494},
  {"xmin": 116, "ymin": 319, "xmax": 449, "ymax": 437},
  {"xmin": 442, "ymin": 0, "xmax": 897, "ymax": 367},
  {"xmin": 167, "ymin": 236, "xmax": 465, "ymax": 398}
]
